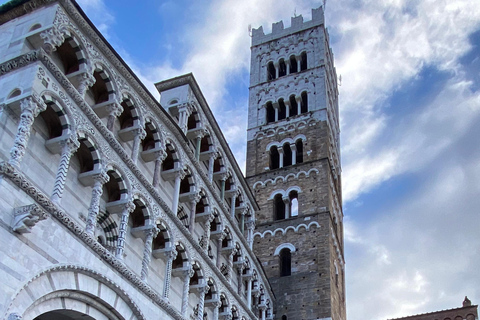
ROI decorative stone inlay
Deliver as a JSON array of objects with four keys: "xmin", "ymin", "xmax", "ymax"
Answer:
[{"xmin": 11, "ymin": 204, "xmax": 48, "ymax": 234}]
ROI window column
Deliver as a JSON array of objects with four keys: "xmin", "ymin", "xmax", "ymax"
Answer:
[
  {"xmin": 9, "ymin": 97, "xmax": 46, "ymax": 168},
  {"xmin": 115, "ymin": 200, "xmax": 135, "ymax": 260},
  {"xmin": 152, "ymin": 149, "xmax": 167, "ymax": 188},
  {"xmin": 141, "ymin": 226, "xmax": 158, "ymax": 281},
  {"xmin": 85, "ymin": 172, "xmax": 110, "ymax": 235},
  {"xmin": 283, "ymin": 196, "xmax": 290, "ymax": 219},
  {"xmin": 181, "ymin": 265, "xmax": 194, "ymax": 317},
  {"xmin": 208, "ymin": 149, "xmax": 218, "ymax": 181},
  {"xmin": 296, "ymin": 95, "xmax": 302, "ymax": 115},
  {"xmin": 278, "ymin": 147, "xmax": 284, "ymax": 168},
  {"xmin": 189, "ymin": 193, "xmax": 201, "ymax": 232},
  {"xmin": 246, "ymin": 220, "xmax": 255, "ymax": 249},
  {"xmin": 162, "ymin": 248, "xmax": 178, "ymax": 301},
  {"xmin": 172, "ymin": 169, "xmax": 186, "ymax": 215},
  {"xmin": 291, "ymin": 144, "xmax": 297, "ymax": 165},
  {"xmin": 106, "ymin": 102, "xmax": 123, "ymax": 131},
  {"xmin": 51, "ymin": 137, "xmax": 80, "ymax": 204},
  {"xmin": 273, "ymin": 102, "xmax": 280, "ymax": 122},
  {"xmin": 274, "ymin": 61, "xmax": 280, "ymax": 79}
]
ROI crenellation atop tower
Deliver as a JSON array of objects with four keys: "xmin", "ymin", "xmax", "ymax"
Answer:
[{"xmin": 251, "ymin": 6, "xmax": 325, "ymax": 46}]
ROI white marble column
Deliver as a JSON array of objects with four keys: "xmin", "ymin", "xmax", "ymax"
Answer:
[
  {"xmin": 172, "ymin": 169, "xmax": 186, "ymax": 214},
  {"xmin": 115, "ymin": 200, "xmax": 135, "ymax": 260},
  {"xmin": 189, "ymin": 193, "xmax": 201, "ymax": 232},
  {"xmin": 51, "ymin": 137, "xmax": 80, "ymax": 204},
  {"xmin": 278, "ymin": 147, "xmax": 284, "ymax": 168},
  {"xmin": 181, "ymin": 265, "xmax": 194, "ymax": 317},
  {"xmin": 246, "ymin": 277, "xmax": 253, "ymax": 309},
  {"xmin": 291, "ymin": 144, "xmax": 297, "ymax": 165},
  {"xmin": 197, "ymin": 285, "xmax": 208, "ymax": 320},
  {"xmin": 296, "ymin": 55, "xmax": 301, "ymax": 71},
  {"xmin": 230, "ymin": 193, "xmax": 237, "ymax": 218},
  {"xmin": 76, "ymin": 72, "xmax": 96, "ymax": 97},
  {"xmin": 213, "ymin": 301, "xmax": 221, "ymax": 320},
  {"xmin": 162, "ymin": 248, "xmax": 178, "ymax": 300},
  {"xmin": 274, "ymin": 103, "xmax": 279, "ymax": 122},
  {"xmin": 9, "ymin": 97, "xmax": 46, "ymax": 168},
  {"xmin": 141, "ymin": 226, "xmax": 158, "ymax": 281},
  {"xmin": 131, "ymin": 128, "xmax": 146, "ymax": 164},
  {"xmin": 106, "ymin": 102, "xmax": 123, "ymax": 131},
  {"xmin": 208, "ymin": 152, "xmax": 217, "ymax": 181},
  {"xmin": 246, "ymin": 220, "xmax": 255, "ymax": 250},
  {"xmin": 296, "ymin": 95, "xmax": 302, "ymax": 115},
  {"xmin": 201, "ymin": 214, "xmax": 214, "ymax": 252},
  {"xmin": 283, "ymin": 196, "xmax": 290, "ymax": 219},
  {"xmin": 85, "ymin": 172, "xmax": 110, "ymax": 235},
  {"xmin": 274, "ymin": 61, "xmax": 279, "ymax": 79},
  {"xmin": 152, "ymin": 150, "xmax": 167, "ymax": 188},
  {"xmin": 285, "ymin": 100, "xmax": 290, "ymax": 118}
]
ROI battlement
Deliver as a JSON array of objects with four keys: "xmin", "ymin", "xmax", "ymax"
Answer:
[{"xmin": 251, "ymin": 6, "xmax": 324, "ymax": 46}]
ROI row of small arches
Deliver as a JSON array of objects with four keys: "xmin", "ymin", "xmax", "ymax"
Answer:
[{"xmin": 267, "ymin": 51, "xmax": 308, "ymax": 81}]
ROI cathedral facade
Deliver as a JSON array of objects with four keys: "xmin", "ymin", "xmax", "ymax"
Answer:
[{"xmin": 0, "ymin": 1, "xmax": 342, "ymax": 320}]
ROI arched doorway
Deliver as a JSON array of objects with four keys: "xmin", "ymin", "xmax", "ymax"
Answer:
[{"xmin": 35, "ymin": 309, "xmax": 95, "ymax": 320}]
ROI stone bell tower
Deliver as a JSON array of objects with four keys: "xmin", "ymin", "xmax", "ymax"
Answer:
[{"xmin": 246, "ymin": 7, "xmax": 346, "ymax": 320}]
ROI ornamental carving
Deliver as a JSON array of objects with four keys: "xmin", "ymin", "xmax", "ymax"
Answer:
[{"xmin": 11, "ymin": 204, "xmax": 48, "ymax": 234}]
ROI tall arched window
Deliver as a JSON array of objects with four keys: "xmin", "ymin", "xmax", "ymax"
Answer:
[
  {"xmin": 274, "ymin": 194, "xmax": 285, "ymax": 220},
  {"xmin": 300, "ymin": 51, "xmax": 307, "ymax": 71},
  {"xmin": 269, "ymin": 146, "xmax": 279, "ymax": 170},
  {"xmin": 295, "ymin": 139, "xmax": 304, "ymax": 164},
  {"xmin": 267, "ymin": 62, "xmax": 276, "ymax": 81},
  {"xmin": 278, "ymin": 99, "xmax": 286, "ymax": 120},
  {"xmin": 289, "ymin": 95, "xmax": 298, "ymax": 117},
  {"xmin": 289, "ymin": 55, "xmax": 298, "ymax": 73},
  {"xmin": 279, "ymin": 59, "xmax": 287, "ymax": 77},
  {"xmin": 279, "ymin": 248, "xmax": 291, "ymax": 276},
  {"xmin": 290, "ymin": 192, "xmax": 299, "ymax": 217},
  {"xmin": 282, "ymin": 316, "xmax": 288, "ymax": 320},
  {"xmin": 266, "ymin": 102, "xmax": 275, "ymax": 123},
  {"xmin": 301, "ymin": 91, "xmax": 308, "ymax": 114},
  {"xmin": 283, "ymin": 143, "xmax": 292, "ymax": 167}
]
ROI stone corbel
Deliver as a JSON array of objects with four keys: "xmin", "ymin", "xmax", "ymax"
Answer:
[{"xmin": 11, "ymin": 204, "xmax": 48, "ymax": 234}]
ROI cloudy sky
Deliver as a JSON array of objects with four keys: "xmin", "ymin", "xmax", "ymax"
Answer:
[{"xmin": 6, "ymin": 0, "xmax": 480, "ymax": 318}]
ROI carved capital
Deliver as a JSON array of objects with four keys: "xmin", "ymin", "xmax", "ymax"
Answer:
[
  {"xmin": 40, "ymin": 27, "xmax": 65, "ymax": 53},
  {"xmin": 134, "ymin": 127, "xmax": 147, "ymax": 140},
  {"xmin": 106, "ymin": 102, "xmax": 123, "ymax": 117},
  {"xmin": 144, "ymin": 224, "xmax": 159, "ymax": 239},
  {"xmin": 93, "ymin": 171, "xmax": 110, "ymax": 185},
  {"xmin": 11, "ymin": 204, "xmax": 48, "ymax": 233},
  {"xmin": 155, "ymin": 149, "xmax": 167, "ymax": 162},
  {"xmin": 164, "ymin": 248, "xmax": 178, "ymax": 260},
  {"xmin": 60, "ymin": 137, "xmax": 80, "ymax": 155},
  {"xmin": 245, "ymin": 220, "xmax": 255, "ymax": 230}
]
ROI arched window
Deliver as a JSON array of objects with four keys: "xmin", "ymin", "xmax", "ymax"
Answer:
[
  {"xmin": 289, "ymin": 55, "xmax": 298, "ymax": 73},
  {"xmin": 301, "ymin": 91, "xmax": 308, "ymax": 113},
  {"xmin": 282, "ymin": 316, "xmax": 288, "ymax": 320},
  {"xmin": 279, "ymin": 59, "xmax": 287, "ymax": 77},
  {"xmin": 266, "ymin": 102, "xmax": 275, "ymax": 123},
  {"xmin": 274, "ymin": 194, "xmax": 285, "ymax": 220},
  {"xmin": 300, "ymin": 51, "xmax": 307, "ymax": 71},
  {"xmin": 279, "ymin": 248, "xmax": 291, "ymax": 276},
  {"xmin": 278, "ymin": 99, "xmax": 286, "ymax": 120},
  {"xmin": 283, "ymin": 143, "xmax": 292, "ymax": 167},
  {"xmin": 295, "ymin": 139, "xmax": 304, "ymax": 164},
  {"xmin": 289, "ymin": 95, "xmax": 298, "ymax": 117},
  {"xmin": 289, "ymin": 191, "xmax": 299, "ymax": 217},
  {"xmin": 267, "ymin": 62, "xmax": 276, "ymax": 81},
  {"xmin": 269, "ymin": 146, "xmax": 279, "ymax": 170}
]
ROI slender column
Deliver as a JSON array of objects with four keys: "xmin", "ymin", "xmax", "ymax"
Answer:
[
  {"xmin": 237, "ymin": 267, "xmax": 243, "ymax": 295},
  {"xmin": 181, "ymin": 266, "xmax": 194, "ymax": 317},
  {"xmin": 9, "ymin": 97, "xmax": 46, "ymax": 168},
  {"xmin": 240, "ymin": 213, "xmax": 245, "ymax": 234},
  {"xmin": 85, "ymin": 172, "xmax": 110, "ymax": 235},
  {"xmin": 213, "ymin": 301, "xmax": 221, "ymax": 320},
  {"xmin": 172, "ymin": 170, "xmax": 186, "ymax": 214},
  {"xmin": 178, "ymin": 105, "xmax": 190, "ymax": 133},
  {"xmin": 278, "ymin": 147, "xmax": 284, "ymax": 168},
  {"xmin": 216, "ymin": 237, "xmax": 223, "ymax": 268},
  {"xmin": 141, "ymin": 226, "xmax": 158, "ymax": 281},
  {"xmin": 291, "ymin": 144, "xmax": 297, "ymax": 165},
  {"xmin": 246, "ymin": 220, "xmax": 255, "ymax": 250},
  {"xmin": 220, "ymin": 176, "xmax": 227, "ymax": 200},
  {"xmin": 51, "ymin": 137, "xmax": 80, "ymax": 204},
  {"xmin": 201, "ymin": 214, "xmax": 214, "ymax": 252},
  {"xmin": 189, "ymin": 193, "xmax": 201, "ymax": 232},
  {"xmin": 152, "ymin": 150, "xmax": 167, "ymax": 188},
  {"xmin": 296, "ymin": 55, "xmax": 301, "ymax": 71},
  {"xmin": 283, "ymin": 196, "xmax": 290, "ymax": 219},
  {"xmin": 208, "ymin": 149, "xmax": 218, "ymax": 181},
  {"xmin": 274, "ymin": 62, "xmax": 279, "ymax": 79},
  {"xmin": 106, "ymin": 103, "xmax": 123, "ymax": 131},
  {"xmin": 247, "ymin": 278, "xmax": 253, "ymax": 308},
  {"xmin": 197, "ymin": 285, "xmax": 208, "ymax": 320},
  {"xmin": 286, "ymin": 61, "xmax": 291, "ymax": 74},
  {"xmin": 131, "ymin": 128, "xmax": 146, "ymax": 164},
  {"xmin": 76, "ymin": 72, "xmax": 96, "ymax": 97},
  {"xmin": 228, "ymin": 251, "xmax": 235, "ymax": 284},
  {"xmin": 115, "ymin": 200, "xmax": 136, "ymax": 260},
  {"xmin": 285, "ymin": 100, "xmax": 290, "ymax": 118},
  {"xmin": 296, "ymin": 95, "xmax": 302, "ymax": 115},
  {"xmin": 195, "ymin": 136, "xmax": 202, "ymax": 160},
  {"xmin": 162, "ymin": 248, "xmax": 178, "ymax": 300},
  {"xmin": 260, "ymin": 307, "xmax": 266, "ymax": 320},
  {"xmin": 274, "ymin": 103, "xmax": 279, "ymax": 122},
  {"xmin": 230, "ymin": 193, "xmax": 237, "ymax": 218}
]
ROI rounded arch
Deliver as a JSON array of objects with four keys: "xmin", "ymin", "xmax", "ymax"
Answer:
[
  {"xmin": 76, "ymin": 131, "xmax": 102, "ymax": 172},
  {"xmin": 39, "ymin": 91, "xmax": 74, "ymax": 139},
  {"xmin": 142, "ymin": 117, "xmax": 164, "ymax": 151},
  {"xmin": 153, "ymin": 218, "xmax": 173, "ymax": 250},
  {"xmin": 5, "ymin": 265, "xmax": 145, "ymax": 320},
  {"xmin": 104, "ymin": 163, "xmax": 131, "ymax": 197},
  {"xmin": 274, "ymin": 243, "xmax": 296, "ymax": 256}
]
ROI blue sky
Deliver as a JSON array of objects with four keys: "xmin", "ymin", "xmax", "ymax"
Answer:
[{"xmin": 3, "ymin": 0, "xmax": 479, "ymax": 318}]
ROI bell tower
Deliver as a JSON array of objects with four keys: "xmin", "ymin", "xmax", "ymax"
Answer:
[{"xmin": 246, "ymin": 7, "xmax": 346, "ymax": 320}]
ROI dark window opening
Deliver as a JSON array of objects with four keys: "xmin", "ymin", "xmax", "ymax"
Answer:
[
  {"xmin": 179, "ymin": 176, "xmax": 191, "ymax": 194},
  {"xmin": 118, "ymin": 101, "xmax": 134, "ymax": 129},
  {"xmin": 279, "ymin": 59, "xmax": 287, "ymax": 77},
  {"xmin": 282, "ymin": 316, "xmax": 288, "ymax": 320},
  {"xmin": 267, "ymin": 62, "xmax": 276, "ymax": 81},
  {"xmin": 104, "ymin": 171, "xmax": 121, "ymax": 202},
  {"xmin": 153, "ymin": 230, "xmax": 166, "ymax": 250},
  {"xmin": 289, "ymin": 191, "xmax": 299, "ymax": 217},
  {"xmin": 76, "ymin": 141, "xmax": 94, "ymax": 173},
  {"xmin": 280, "ymin": 248, "xmax": 292, "ymax": 276},
  {"xmin": 278, "ymin": 99, "xmax": 286, "ymax": 120},
  {"xmin": 162, "ymin": 147, "xmax": 175, "ymax": 171},
  {"xmin": 266, "ymin": 102, "xmax": 275, "ymax": 123},
  {"xmin": 90, "ymin": 71, "xmax": 109, "ymax": 104},
  {"xmin": 40, "ymin": 105, "xmax": 63, "ymax": 139},
  {"xmin": 290, "ymin": 55, "xmax": 298, "ymax": 73},
  {"xmin": 196, "ymin": 201, "xmax": 205, "ymax": 214},
  {"xmin": 283, "ymin": 143, "xmax": 292, "ymax": 167},
  {"xmin": 269, "ymin": 146, "xmax": 279, "ymax": 170},
  {"xmin": 274, "ymin": 194, "xmax": 285, "ymax": 220},
  {"xmin": 213, "ymin": 158, "xmax": 222, "ymax": 173},
  {"xmin": 187, "ymin": 113, "xmax": 198, "ymax": 130},
  {"xmin": 55, "ymin": 38, "xmax": 80, "ymax": 75},
  {"xmin": 130, "ymin": 203, "xmax": 145, "ymax": 228},
  {"xmin": 301, "ymin": 91, "xmax": 308, "ymax": 113},
  {"xmin": 172, "ymin": 252, "xmax": 184, "ymax": 269},
  {"xmin": 289, "ymin": 95, "xmax": 298, "ymax": 117},
  {"xmin": 142, "ymin": 124, "xmax": 156, "ymax": 151},
  {"xmin": 300, "ymin": 51, "xmax": 307, "ymax": 71},
  {"xmin": 200, "ymin": 136, "xmax": 210, "ymax": 152},
  {"xmin": 296, "ymin": 140, "xmax": 304, "ymax": 163}
]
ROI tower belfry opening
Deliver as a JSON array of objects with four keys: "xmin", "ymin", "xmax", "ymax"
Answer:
[{"xmin": 246, "ymin": 6, "xmax": 345, "ymax": 320}]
